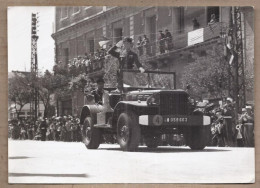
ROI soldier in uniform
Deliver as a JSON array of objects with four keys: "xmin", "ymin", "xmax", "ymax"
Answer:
[
  {"xmin": 222, "ymin": 97, "xmax": 235, "ymax": 146},
  {"xmin": 108, "ymin": 37, "xmax": 145, "ymax": 92}
]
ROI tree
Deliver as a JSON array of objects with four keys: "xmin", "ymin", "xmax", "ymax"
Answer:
[
  {"xmin": 8, "ymin": 73, "xmax": 31, "ymax": 119},
  {"xmin": 38, "ymin": 70, "xmax": 70, "ymax": 118},
  {"xmin": 181, "ymin": 46, "xmax": 229, "ymax": 100}
]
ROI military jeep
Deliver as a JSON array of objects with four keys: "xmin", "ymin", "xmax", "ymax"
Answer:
[{"xmin": 80, "ymin": 69, "xmax": 211, "ymax": 151}]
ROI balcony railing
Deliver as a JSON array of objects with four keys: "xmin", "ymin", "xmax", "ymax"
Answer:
[
  {"xmin": 135, "ymin": 22, "xmax": 226, "ymax": 60},
  {"xmin": 68, "ymin": 22, "xmax": 226, "ymax": 76}
]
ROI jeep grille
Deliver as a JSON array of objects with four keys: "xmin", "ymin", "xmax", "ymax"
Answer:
[{"xmin": 159, "ymin": 92, "xmax": 189, "ymax": 115}]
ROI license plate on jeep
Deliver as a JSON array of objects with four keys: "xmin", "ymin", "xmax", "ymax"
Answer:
[
  {"xmin": 138, "ymin": 115, "xmax": 210, "ymax": 126},
  {"xmin": 163, "ymin": 117, "xmax": 189, "ymax": 124}
]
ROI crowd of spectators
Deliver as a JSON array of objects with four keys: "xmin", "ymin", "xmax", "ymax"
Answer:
[
  {"xmin": 65, "ymin": 48, "xmax": 108, "ymax": 76},
  {"xmin": 195, "ymin": 97, "xmax": 255, "ymax": 147},
  {"xmin": 8, "ymin": 116, "xmax": 82, "ymax": 142},
  {"xmin": 8, "ymin": 97, "xmax": 254, "ymax": 148}
]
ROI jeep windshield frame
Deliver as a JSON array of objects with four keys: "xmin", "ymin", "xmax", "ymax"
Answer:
[{"xmin": 121, "ymin": 69, "xmax": 176, "ymax": 90}]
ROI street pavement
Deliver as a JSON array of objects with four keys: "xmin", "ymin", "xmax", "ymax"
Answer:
[{"xmin": 8, "ymin": 140, "xmax": 255, "ymax": 184}]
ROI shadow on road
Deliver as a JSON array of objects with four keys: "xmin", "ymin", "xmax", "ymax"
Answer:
[
  {"xmin": 9, "ymin": 173, "xmax": 88, "ymax": 178},
  {"xmin": 9, "ymin": 156, "xmax": 32, "ymax": 159},
  {"xmin": 99, "ymin": 147, "xmax": 231, "ymax": 153}
]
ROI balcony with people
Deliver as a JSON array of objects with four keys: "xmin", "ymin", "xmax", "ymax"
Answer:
[
  {"xmin": 135, "ymin": 20, "xmax": 226, "ymax": 64},
  {"xmin": 65, "ymin": 14, "xmax": 226, "ymax": 76}
]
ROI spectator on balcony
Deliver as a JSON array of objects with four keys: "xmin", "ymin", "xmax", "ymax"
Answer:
[
  {"xmin": 165, "ymin": 29, "xmax": 173, "ymax": 52},
  {"xmin": 142, "ymin": 34, "xmax": 150, "ymax": 56},
  {"xmin": 192, "ymin": 18, "xmax": 200, "ymax": 30},
  {"xmin": 158, "ymin": 30, "xmax": 166, "ymax": 54},
  {"xmin": 136, "ymin": 36, "xmax": 143, "ymax": 56},
  {"xmin": 208, "ymin": 14, "xmax": 217, "ymax": 26}
]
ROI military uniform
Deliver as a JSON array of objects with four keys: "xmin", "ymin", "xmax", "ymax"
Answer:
[
  {"xmin": 108, "ymin": 45, "xmax": 142, "ymax": 69},
  {"xmin": 108, "ymin": 43, "xmax": 143, "ymax": 90}
]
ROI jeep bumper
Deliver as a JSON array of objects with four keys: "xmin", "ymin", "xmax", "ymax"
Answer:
[{"xmin": 139, "ymin": 115, "xmax": 211, "ymax": 126}]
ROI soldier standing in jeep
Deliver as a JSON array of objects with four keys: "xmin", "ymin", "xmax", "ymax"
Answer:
[{"xmin": 107, "ymin": 37, "xmax": 145, "ymax": 91}]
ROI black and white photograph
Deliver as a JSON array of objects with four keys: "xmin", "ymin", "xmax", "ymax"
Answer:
[{"xmin": 8, "ymin": 6, "xmax": 254, "ymax": 183}]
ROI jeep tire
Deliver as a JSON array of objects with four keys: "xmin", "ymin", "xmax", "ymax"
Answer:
[
  {"xmin": 184, "ymin": 126, "xmax": 210, "ymax": 150},
  {"xmin": 82, "ymin": 116, "xmax": 101, "ymax": 149},
  {"xmin": 117, "ymin": 112, "xmax": 141, "ymax": 151}
]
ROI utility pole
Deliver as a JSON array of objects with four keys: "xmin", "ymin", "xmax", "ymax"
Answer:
[
  {"xmin": 30, "ymin": 13, "xmax": 39, "ymax": 121},
  {"xmin": 228, "ymin": 7, "xmax": 246, "ymax": 114}
]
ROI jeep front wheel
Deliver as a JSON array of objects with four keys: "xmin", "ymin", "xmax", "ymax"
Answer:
[
  {"xmin": 82, "ymin": 116, "xmax": 101, "ymax": 149},
  {"xmin": 117, "ymin": 112, "xmax": 141, "ymax": 151}
]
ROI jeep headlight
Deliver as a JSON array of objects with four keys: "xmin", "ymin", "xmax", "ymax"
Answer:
[{"xmin": 146, "ymin": 93, "xmax": 160, "ymax": 106}]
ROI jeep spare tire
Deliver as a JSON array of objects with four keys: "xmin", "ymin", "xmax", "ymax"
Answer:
[
  {"xmin": 82, "ymin": 116, "xmax": 101, "ymax": 149},
  {"xmin": 144, "ymin": 135, "xmax": 161, "ymax": 148},
  {"xmin": 117, "ymin": 112, "xmax": 141, "ymax": 151},
  {"xmin": 184, "ymin": 126, "xmax": 210, "ymax": 150}
]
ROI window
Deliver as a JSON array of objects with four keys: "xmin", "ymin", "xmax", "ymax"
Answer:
[
  {"xmin": 61, "ymin": 7, "xmax": 68, "ymax": 20},
  {"xmin": 89, "ymin": 39, "xmax": 95, "ymax": 53},
  {"xmin": 113, "ymin": 28, "xmax": 123, "ymax": 43},
  {"xmin": 207, "ymin": 7, "xmax": 220, "ymax": 23},
  {"xmin": 72, "ymin": 7, "xmax": 80, "ymax": 15},
  {"xmin": 179, "ymin": 7, "xmax": 184, "ymax": 33},
  {"xmin": 63, "ymin": 48, "xmax": 69, "ymax": 65}
]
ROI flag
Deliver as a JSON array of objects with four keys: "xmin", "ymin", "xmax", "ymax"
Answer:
[
  {"xmin": 99, "ymin": 40, "xmax": 110, "ymax": 49},
  {"xmin": 229, "ymin": 54, "xmax": 234, "ymax": 65},
  {"xmin": 98, "ymin": 36, "xmax": 110, "ymax": 49}
]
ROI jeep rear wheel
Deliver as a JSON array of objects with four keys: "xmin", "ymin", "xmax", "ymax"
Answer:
[
  {"xmin": 117, "ymin": 112, "xmax": 141, "ymax": 151},
  {"xmin": 144, "ymin": 135, "xmax": 161, "ymax": 148},
  {"xmin": 82, "ymin": 116, "xmax": 101, "ymax": 149},
  {"xmin": 185, "ymin": 126, "xmax": 210, "ymax": 150}
]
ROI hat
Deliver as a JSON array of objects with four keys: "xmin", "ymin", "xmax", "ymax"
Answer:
[
  {"xmin": 226, "ymin": 97, "xmax": 233, "ymax": 102},
  {"xmin": 123, "ymin": 37, "xmax": 133, "ymax": 43},
  {"xmin": 96, "ymin": 78, "xmax": 105, "ymax": 84},
  {"xmin": 165, "ymin": 29, "xmax": 168, "ymax": 32},
  {"xmin": 246, "ymin": 106, "xmax": 252, "ymax": 109},
  {"xmin": 242, "ymin": 108, "xmax": 247, "ymax": 112}
]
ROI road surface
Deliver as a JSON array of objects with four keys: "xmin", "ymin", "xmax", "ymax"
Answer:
[{"xmin": 8, "ymin": 140, "xmax": 255, "ymax": 184}]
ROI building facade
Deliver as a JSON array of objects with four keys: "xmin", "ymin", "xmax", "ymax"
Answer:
[
  {"xmin": 8, "ymin": 102, "xmax": 45, "ymax": 120},
  {"xmin": 52, "ymin": 6, "xmax": 254, "ymax": 116}
]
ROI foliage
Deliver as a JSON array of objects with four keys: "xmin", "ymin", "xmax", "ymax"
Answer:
[
  {"xmin": 69, "ymin": 73, "xmax": 89, "ymax": 92},
  {"xmin": 8, "ymin": 73, "xmax": 31, "ymax": 118},
  {"xmin": 244, "ymin": 57, "xmax": 254, "ymax": 92},
  {"xmin": 181, "ymin": 46, "xmax": 229, "ymax": 99},
  {"xmin": 103, "ymin": 56, "xmax": 119, "ymax": 87}
]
